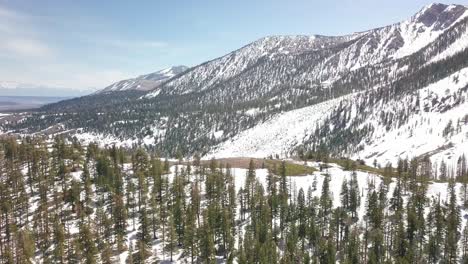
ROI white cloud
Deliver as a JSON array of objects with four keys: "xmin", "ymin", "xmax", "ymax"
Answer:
[
  {"xmin": 1, "ymin": 37, "xmax": 52, "ymax": 57},
  {"xmin": 76, "ymin": 33, "xmax": 169, "ymax": 50},
  {"xmin": 0, "ymin": 5, "xmax": 23, "ymax": 20},
  {"xmin": 0, "ymin": 4, "xmax": 167, "ymax": 91},
  {"xmin": 0, "ymin": 63, "xmax": 134, "ymax": 91},
  {"xmin": 105, "ymin": 39, "xmax": 168, "ymax": 49},
  {"xmin": 0, "ymin": 4, "xmax": 53, "ymax": 58}
]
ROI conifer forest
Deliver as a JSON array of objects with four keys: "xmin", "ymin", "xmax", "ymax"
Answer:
[{"xmin": 0, "ymin": 136, "xmax": 467, "ymax": 263}]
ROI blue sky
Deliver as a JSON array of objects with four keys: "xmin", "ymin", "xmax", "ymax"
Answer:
[{"xmin": 0, "ymin": 0, "xmax": 466, "ymax": 92}]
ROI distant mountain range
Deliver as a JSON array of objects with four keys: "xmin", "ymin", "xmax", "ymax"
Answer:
[
  {"xmin": 3, "ymin": 3, "xmax": 468, "ymax": 168},
  {"xmin": 0, "ymin": 81, "xmax": 93, "ymax": 97},
  {"xmin": 0, "ymin": 96, "xmax": 68, "ymax": 111},
  {"xmin": 0, "ymin": 66, "xmax": 190, "ymax": 97}
]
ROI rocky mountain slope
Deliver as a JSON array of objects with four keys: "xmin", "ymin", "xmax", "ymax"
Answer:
[
  {"xmin": 3, "ymin": 3, "xmax": 468, "ymax": 167},
  {"xmin": 208, "ymin": 66, "xmax": 468, "ymax": 168},
  {"xmin": 146, "ymin": 3, "xmax": 467, "ymax": 106}
]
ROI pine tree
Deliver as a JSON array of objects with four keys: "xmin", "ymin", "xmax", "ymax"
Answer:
[
  {"xmin": 53, "ymin": 217, "xmax": 65, "ymax": 263},
  {"xmin": 17, "ymin": 228, "xmax": 35, "ymax": 264},
  {"xmin": 184, "ymin": 204, "xmax": 198, "ymax": 263},
  {"xmin": 266, "ymin": 168, "xmax": 278, "ymax": 228},
  {"xmin": 320, "ymin": 174, "xmax": 333, "ymax": 236},
  {"xmin": 279, "ymin": 160, "xmax": 288, "ymax": 234},
  {"xmin": 159, "ymin": 174, "xmax": 169, "ymax": 260},
  {"xmin": 344, "ymin": 227, "xmax": 360, "ymax": 264},
  {"xmin": 137, "ymin": 239, "xmax": 149, "ymax": 263},
  {"xmin": 318, "ymin": 237, "xmax": 336, "ymax": 264},
  {"xmin": 100, "ymin": 242, "xmax": 113, "ymax": 264},
  {"xmin": 222, "ymin": 207, "xmax": 235, "ymax": 261},
  {"xmin": 78, "ymin": 222, "xmax": 98, "ymax": 264},
  {"xmin": 172, "ymin": 173, "xmax": 185, "ymax": 245},
  {"xmin": 461, "ymin": 222, "xmax": 468, "ymax": 262},
  {"xmin": 166, "ymin": 210, "xmax": 178, "ymax": 262},
  {"xmin": 191, "ymin": 182, "xmax": 201, "ymax": 227},
  {"xmin": 126, "ymin": 242, "xmax": 134, "ymax": 264},
  {"xmin": 439, "ymin": 159, "xmax": 448, "ymax": 180},
  {"xmin": 427, "ymin": 196, "xmax": 444, "ymax": 263},
  {"xmin": 297, "ymin": 188, "xmax": 307, "ymax": 243},
  {"xmin": 200, "ymin": 212, "xmax": 216, "ymax": 264},
  {"xmin": 312, "ymin": 174, "xmax": 318, "ymax": 191},
  {"xmin": 285, "ymin": 221, "xmax": 299, "ymax": 261},
  {"xmin": 349, "ymin": 171, "xmax": 360, "ymax": 219},
  {"xmin": 244, "ymin": 159, "xmax": 256, "ymax": 213},
  {"xmin": 113, "ymin": 192, "xmax": 128, "ymax": 251},
  {"xmin": 341, "ymin": 178, "xmax": 349, "ymax": 211},
  {"xmin": 138, "ymin": 205, "xmax": 151, "ymax": 245},
  {"xmin": 149, "ymin": 191, "xmax": 159, "ymax": 240},
  {"xmin": 460, "ymin": 165, "xmax": 468, "ymax": 208},
  {"xmin": 444, "ymin": 180, "xmax": 460, "ymax": 263}
]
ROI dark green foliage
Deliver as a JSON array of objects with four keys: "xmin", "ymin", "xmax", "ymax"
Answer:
[{"xmin": 0, "ymin": 136, "xmax": 466, "ymax": 263}]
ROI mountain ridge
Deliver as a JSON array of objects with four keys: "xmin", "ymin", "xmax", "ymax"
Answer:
[
  {"xmin": 97, "ymin": 65, "xmax": 189, "ymax": 94},
  {"xmin": 145, "ymin": 3, "xmax": 467, "ymax": 98},
  {"xmin": 2, "ymin": 3, "xmax": 468, "ymax": 168}
]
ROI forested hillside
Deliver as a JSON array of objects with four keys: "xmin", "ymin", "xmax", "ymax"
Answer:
[{"xmin": 0, "ymin": 136, "xmax": 467, "ymax": 263}]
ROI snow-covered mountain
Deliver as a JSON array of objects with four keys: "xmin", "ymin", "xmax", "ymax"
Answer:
[
  {"xmin": 5, "ymin": 3, "xmax": 468, "ymax": 167},
  {"xmin": 97, "ymin": 66, "xmax": 189, "ymax": 94},
  {"xmin": 146, "ymin": 3, "xmax": 467, "ymax": 102}
]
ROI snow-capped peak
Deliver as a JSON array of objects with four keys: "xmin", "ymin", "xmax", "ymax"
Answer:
[
  {"xmin": 143, "ymin": 3, "xmax": 468, "ymax": 99},
  {"xmin": 392, "ymin": 3, "xmax": 468, "ymax": 59},
  {"xmin": 411, "ymin": 3, "xmax": 467, "ymax": 28},
  {"xmin": 142, "ymin": 65, "xmax": 189, "ymax": 80},
  {"xmin": 97, "ymin": 65, "xmax": 189, "ymax": 94}
]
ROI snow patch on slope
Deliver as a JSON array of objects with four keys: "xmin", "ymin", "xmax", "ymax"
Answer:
[
  {"xmin": 354, "ymin": 66, "xmax": 468, "ymax": 167},
  {"xmin": 430, "ymin": 26, "xmax": 468, "ymax": 63},
  {"xmin": 74, "ymin": 131, "xmax": 158, "ymax": 147},
  {"xmin": 207, "ymin": 95, "xmax": 352, "ymax": 158}
]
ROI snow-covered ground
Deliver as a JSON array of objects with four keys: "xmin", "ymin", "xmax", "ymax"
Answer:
[
  {"xmin": 127, "ymin": 160, "xmax": 468, "ymax": 263},
  {"xmin": 74, "ymin": 131, "xmax": 157, "ymax": 148},
  {"xmin": 207, "ymin": 95, "xmax": 352, "ymax": 159}
]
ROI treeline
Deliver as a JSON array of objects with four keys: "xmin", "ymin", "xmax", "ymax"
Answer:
[{"xmin": 0, "ymin": 136, "xmax": 467, "ymax": 263}]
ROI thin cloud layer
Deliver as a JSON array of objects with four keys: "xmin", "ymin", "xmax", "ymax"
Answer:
[
  {"xmin": 1, "ymin": 37, "xmax": 52, "ymax": 57},
  {"xmin": 0, "ymin": 3, "xmax": 168, "ymax": 93},
  {"xmin": 0, "ymin": 5, "xmax": 52, "ymax": 58}
]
